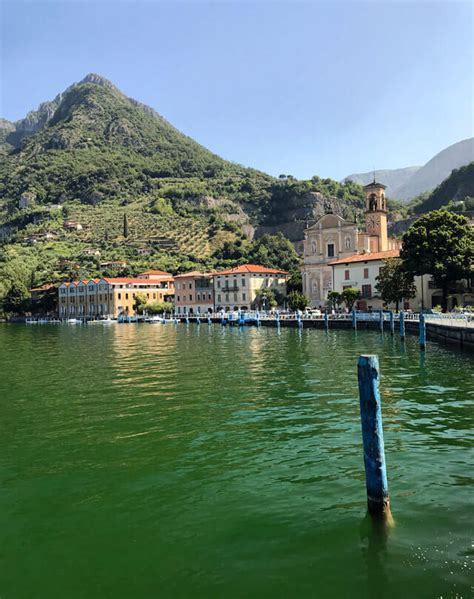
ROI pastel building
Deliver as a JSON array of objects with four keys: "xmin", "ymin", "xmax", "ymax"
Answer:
[
  {"xmin": 174, "ymin": 272, "xmax": 214, "ymax": 314},
  {"xmin": 58, "ymin": 276, "xmax": 175, "ymax": 318},
  {"xmin": 302, "ymin": 181, "xmax": 402, "ymax": 308},
  {"xmin": 213, "ymin": 264, "xmax": 289, "ymax": 311},
  {"xmin": 329, "ymin": 250, "xmax": 400, "ymax": 311}
]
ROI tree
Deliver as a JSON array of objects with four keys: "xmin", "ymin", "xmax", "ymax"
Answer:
[
  {"xmin": 31, "ymin": 285, "xmax": 58, "ymax": 315},
  {"xmin": 248, "ymin": 232, "xmax": 300, "ymax": 272},
  {"xmin": 376, "ymin": 258, "xmax": 416, "ymax": 311},
  {"xmin": 2, "ymin": 282, "xmax": 30, "ymax": 315},
  {"xmin": 254, "ymin": 289, "xmax": 278, "ymax": 310},
  {"xmin": 327, "ymin": 291, "xmax": 342, "ymax": 310},
  {"xmin": 287, "ymin": 269, "xmax": 302, "ymax": 293},
  {"xmin": 287, "ymin": 290, "xmax": 309, "ymax": 311},
  {"xmin": 401, "ymin": 210, "xmax": 474, "ymax": 312},
  {"xmin": 133, "ymin": 292, "xmax": 147, "ymax": 314},
  {"xmin": 146, "ymin": 301, "xmax": 174, "ymax": 315},
  {"xmin": 123, "ymin": 213, "xmax": 129, "ymax": 238},
  {"xmin": 341, "ymin": 287, "xmax": 361, "ymax": 311}
]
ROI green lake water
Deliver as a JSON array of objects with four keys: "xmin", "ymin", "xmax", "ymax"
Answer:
[{"xmin": 0, "ymin": 323, "xmax": 472, "ymax": 598}]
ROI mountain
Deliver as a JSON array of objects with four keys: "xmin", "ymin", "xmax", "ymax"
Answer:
[
  {"xmin": 0, "ymin": 74, "xmax": 366, "ymax": 290},
  {"xmin": 344, "ymin": 138, "xmax": 474, "ymax": 201},
  {"xmin": 343, "ymin": 166, "xmax": 421, "ymax": 198},
  {"xmin": 396, "ymin": 138, "xmax": 474, "ymax": 200},
  {"xmin": 411, "ymin": 162, "xmax": 474, "ymax": 214}
]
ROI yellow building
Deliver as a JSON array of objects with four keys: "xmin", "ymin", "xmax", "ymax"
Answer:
[
  {"xmin": 212, "ymin": 264, "xmax": 289, "ymax": 311},
  {"xmin": 58, "ymin": 276, "xmax": 175, "ymax": 318}
]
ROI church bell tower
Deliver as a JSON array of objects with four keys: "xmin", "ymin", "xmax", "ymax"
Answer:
[{"xmin": 364, "ymin": 180, "xmax": 388, "ymax": 252}]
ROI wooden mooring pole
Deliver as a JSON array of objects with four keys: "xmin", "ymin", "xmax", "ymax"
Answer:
[
  {"xmin": 399, "ymin": 311, "xmax": 405, "ymax": 341},
  {"xmin": 379, "ymin": 310, "xmax": 384, "ymax": 333},
  {"xmin": 352, "ymin": 310, "xmax": 357, "ymax": 330},
  {"xmin": 389, "ymin": 311, "xmax": 394, "ymax": 335},
  {"xmin": 324, "ymin": 311, "xmax": 329, "ymax": 332},
  {"xmin": 419, "ymin": 313, "xmax": 426, "ymax": 351},
  {"xmin": 357, "ymin": 355, "xmax": 390, "ymax": 515}
]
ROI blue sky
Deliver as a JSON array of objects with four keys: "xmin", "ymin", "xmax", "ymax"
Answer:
[{"xmin": 1, "ymin": 0, "xmax": 473, "ymax": 180}]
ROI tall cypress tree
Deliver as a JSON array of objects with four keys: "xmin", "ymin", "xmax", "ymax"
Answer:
[{"xmin": 123, "ymin": 213, "xmax": 129, "ymax": 238}]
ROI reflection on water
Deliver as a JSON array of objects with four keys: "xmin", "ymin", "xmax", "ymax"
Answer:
[{"xmin": 0, "ymin": 323, "xmax": 472, "ymax": 598}]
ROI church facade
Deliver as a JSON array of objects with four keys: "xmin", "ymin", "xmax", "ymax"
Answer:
[{"xmin": 301, "ymin": 181, "xmax": 402, "ymax": 308}]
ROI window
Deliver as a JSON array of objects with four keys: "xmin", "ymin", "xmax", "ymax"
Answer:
[
  {"xmin": 217, "ymin": 294, "xmax": 221, "ymax": 302},
  {"xmin": 327, "ymin": 244, "xmax": 335, "ymax": 257},
  {"xmin": 118, "ymin": 293, "xmax": 121, "ymax": 300},
  {"xmin": 189, "ymin": 283, "xmax": 192, "ymax": 289},
  {"xmin": 177, "ymin": 295, "xmax": 180, "ymax": 302},
  {"xmin": 234, "ymin": 293, "xmax": 237, "ymax": 301},
  {"xmin": 242, "ymin": 293, "xmax": 246, "ymax": 301},
  {"xmin": 125, "ymin": 293, "xmax": 129, "ymax": 300},
  {"xmin": 225, "ymin": 294, "xmax": 229, "ymax": 302},
  {"xmin": 344, "ymin": 270, "xmax": 350, "ymax": 280},
  {"xmin": 241, "ymin": 278, "xmax": 246, "ymax": 287},
  {"xmin": 362, "ymin": 284, "xmax": 372, "ymax": 298},
  {"xmin": 364, "ymin": 268, "xmax": 369, "ymax": 279},
  {"xmin": 153, "ymin": 293, "xmax": 156, "ymax": 299},
  {"xmin": 189, "ymin": 294, "xmax": 192, "ymax": 301}
]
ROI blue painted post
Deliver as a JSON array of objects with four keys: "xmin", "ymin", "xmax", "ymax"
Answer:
[
  {"xmin": 256, "ymin": 310, "xmax": 260, "ymax": 327},
  {"xmin": 196, "ymin": 316, "xmax": 201, "ymax": 325},
  {"xmin": 208, "ymin": 316, "xmax": 212, "ymax": 325},
  {"xmin": 389, "ymin": 310, "xmax": 394, "ymax": 335},
  {"xmin": 276, "ymin": 311, "xmax": 280, "ymax": 328},
  {"xmin": 357, "ymin": 355, "xmax": 390, "ymax": 514},
  {"xmin": 419, "ymin": 313, "xmax": 426, "ymax": 351},
  {"xmin": 352, "ymin": 310, "xmax": 357, "ymax": 330},
  {"xmin": 221, "ymin": 313, "xmax": 225, "ymax": 326},
  {"xmin": 324, "ymin": 311, "xmax": 329, "ymax": 332},
  {"xmin": 186, "ymin": 315, "xmax": 190, "ymax": 325},
  {"xmin": 297, "ymin": 314, "xmax": 303, "ymax": 328},
  {"xmin": 400, "ymin": 310, "xmax": 405, "ymax": 340}
]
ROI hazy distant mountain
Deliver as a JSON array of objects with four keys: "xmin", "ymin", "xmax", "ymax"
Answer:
[
  {"xmin": 343, "ymin": 167, "xmax": 421, "ymax": 198},
  {"xmin": 344, "ymin": 138, "xmax": 474, "ymax": 201},
  {"xmin": 412, "ymin": 161, "xmax": 474, "ymax": 214},
  {"xmin": 396, "ymin": 138, "xmax": 474, "ymax": 200}
]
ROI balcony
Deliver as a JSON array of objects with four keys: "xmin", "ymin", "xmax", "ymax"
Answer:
[{"xmin": 221, "ymin": 285, "xmax": 239, "ymax": 293}]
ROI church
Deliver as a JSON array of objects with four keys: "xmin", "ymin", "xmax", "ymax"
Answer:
[{"xmin": 301, "ymin": 181, "xmax": 402, "ymax": 308}]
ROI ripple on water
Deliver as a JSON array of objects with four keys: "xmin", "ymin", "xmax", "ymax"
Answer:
[{"xmin": 0, "ymin": 324, "xmax": 472, "ymax": 598}]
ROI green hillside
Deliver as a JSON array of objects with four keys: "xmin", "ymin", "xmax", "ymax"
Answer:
[
  {"xmin": 410, "ymin": 162, "xmax": 474, "ymax": 214},
  {"xmin": 0, "ymin": 73, "xmax": 369, "ymax": 298}
]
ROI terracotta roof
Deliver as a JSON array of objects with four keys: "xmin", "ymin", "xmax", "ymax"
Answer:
[
  {"xmin": 213, "ymin": 264, "xmax": 289, "ymax": 276},
  {"xmin": 30, "ymin": 283, "xmax": 55, "ymax": 292},
  {"xmin": 174, "ymin": 271, "xmax": 209, "ymax": 278},
  {"xmin": 138, "ymin": 270, "xmax": 172, "ymax": 276},
  {"xmin": 105, "ymin": 277, "xmax": 174, "ymax": 285},
  {"xmin": 328, "ymin": 250, "xmax": 400, "ymax": 266},
  {"xmin": 363, "ymin": 181, "xmax": 387, "ymax": 189}
]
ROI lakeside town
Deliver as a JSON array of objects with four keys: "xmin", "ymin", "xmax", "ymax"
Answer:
[{"xmin": 24, "ymin": 181, "xmax": 473, "ymax": 321}]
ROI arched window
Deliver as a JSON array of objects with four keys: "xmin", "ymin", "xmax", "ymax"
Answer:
[{"xmin": 369, "ymin": 194, "xmax": 377, "ymax": 211}]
